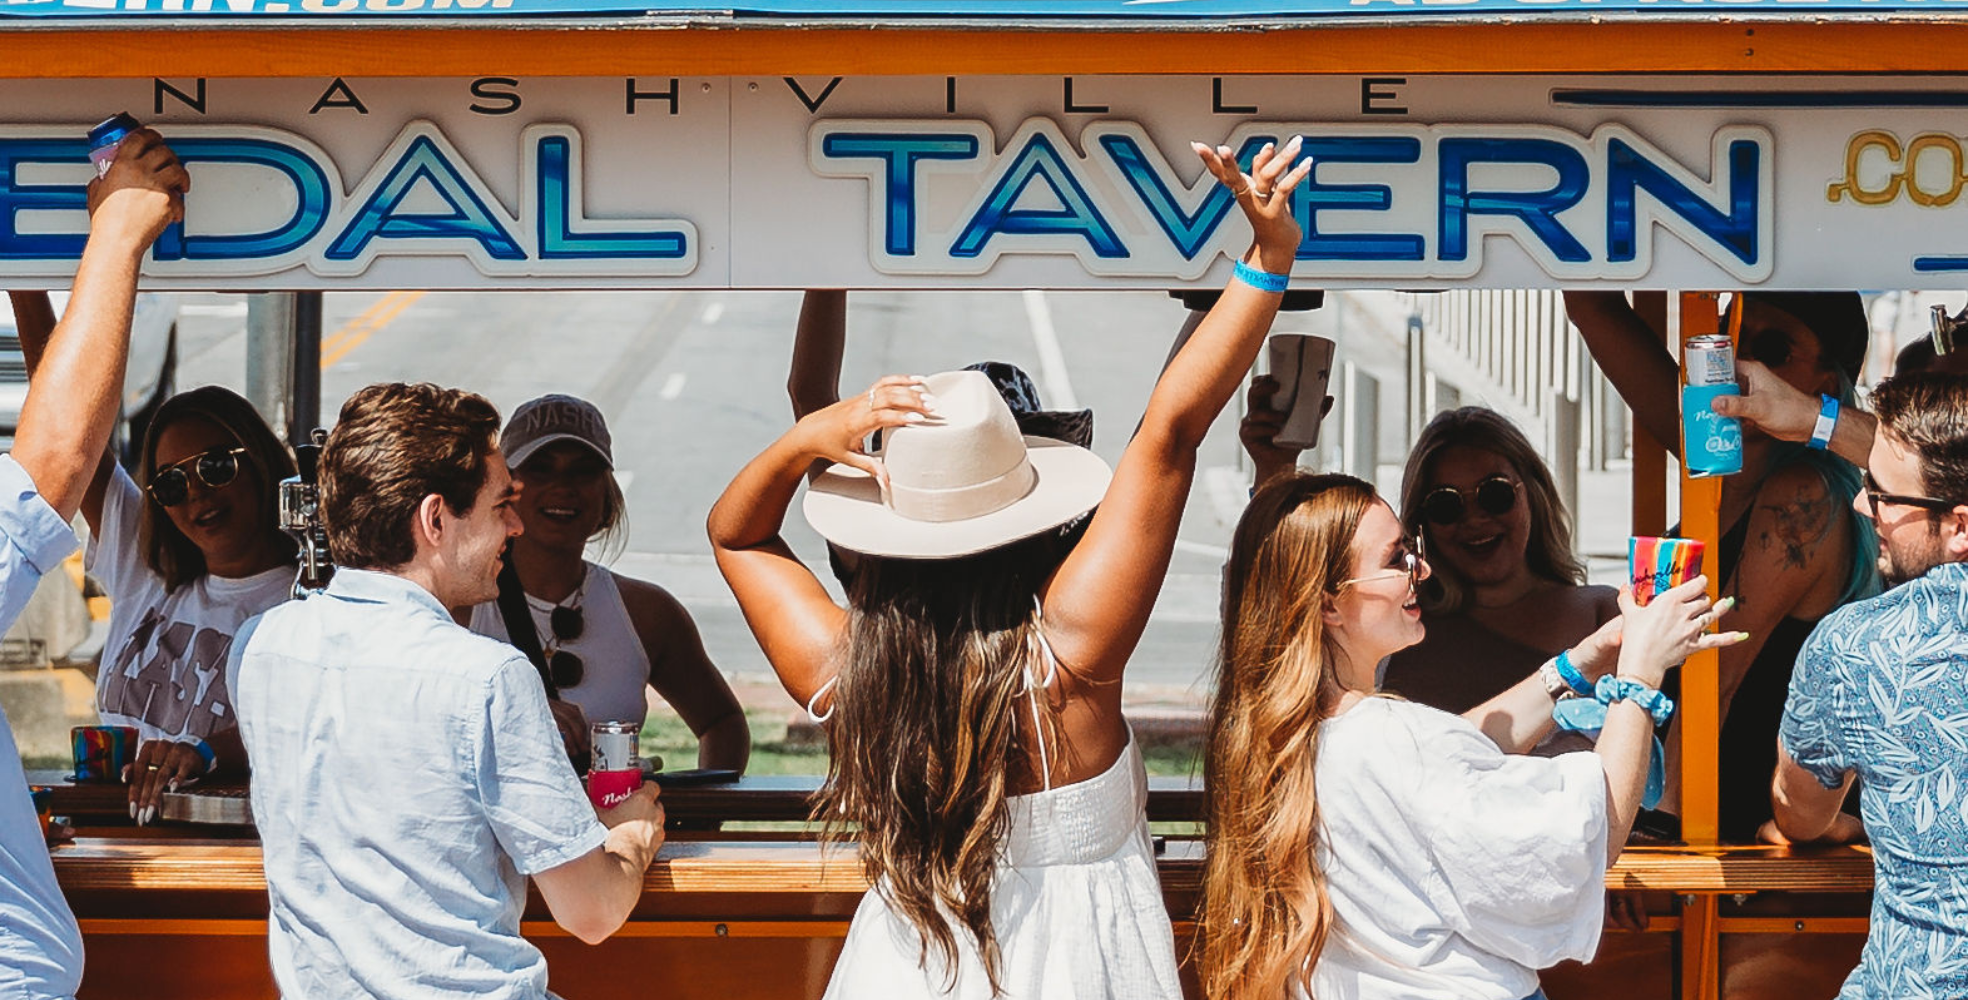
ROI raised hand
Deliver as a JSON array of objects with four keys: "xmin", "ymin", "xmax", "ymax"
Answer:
[
  {"xmin": 1240, "ymin": 375, "xmax": 1304, "ymax": 487},
  {"xmin": 1711, "ymin": 358, "xmax": 1816, "ymax": 443},
  {"xmin": 87, "ymin": 128, "xmax": 190, "ymax": 251},
  {"xmin": 1614, "ymin": 576, "xmax": 1747, "ymax": 689},
  {"xmin": 790, "ymin": 375, "xmax": 935, "ymax": 486},
  {"xmin": 1193, "ymin": 135, "xmax": 1311, "ymax": 273}
]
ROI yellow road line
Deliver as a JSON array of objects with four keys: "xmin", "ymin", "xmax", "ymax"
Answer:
[
  {"xmin": 316, "ymin": 291, "xmax": 400, "ymax": 358},
  {"xmin": 319, "ymin": 290, "xmax": 425, "ymax": 370}
]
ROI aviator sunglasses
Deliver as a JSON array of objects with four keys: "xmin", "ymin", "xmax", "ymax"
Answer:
[
  {"xmin": 546, "ymin": 604, "xmax": 587, "ymax": 690},
  {"xmin": 146, "ymin": 446, "xmax": 250, "ymax": 508},
  {"xmin": 1420, "ymin": 475, "xmax": 1520, "ymax": 526},
  {"xmin": 1339, "ymin": 533, "xmax": 1426, "ymax": 593}
]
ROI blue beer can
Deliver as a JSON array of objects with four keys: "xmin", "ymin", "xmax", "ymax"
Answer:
[
  {"xmin": 1682, "ymin": 333, "xmax": 1743, "ymax": 478},
  {"xmin": 86, "ymin": 113, "xmax": 141, "ymax": 178}
]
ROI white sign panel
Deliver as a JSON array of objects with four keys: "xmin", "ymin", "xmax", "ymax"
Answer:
[{"xmin": 0, "ymin": 74, "xmax": 1957, "ymax": 289}]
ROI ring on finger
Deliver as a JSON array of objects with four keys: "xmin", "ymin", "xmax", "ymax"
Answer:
[
  {"xmin": 866, "ymin": 388, "xmax": 876, "ymax": 409},
  {"xmin": 1253, "ymin": 188, "xmax": 1272, "ymax": 200}
]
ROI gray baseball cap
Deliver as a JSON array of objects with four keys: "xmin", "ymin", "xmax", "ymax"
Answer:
[{"xmin": 501, "ymin": 394, "xmax": 613, "ymax": 470}]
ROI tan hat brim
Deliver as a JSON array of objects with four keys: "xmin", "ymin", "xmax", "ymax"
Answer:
[{"xmin": 802, "ymin": 438, "xmax": 1113, "ymax": 559}]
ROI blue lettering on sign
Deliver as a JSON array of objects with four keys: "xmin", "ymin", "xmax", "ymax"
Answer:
[
  {"xmin": 153, "ymin": 138, "xmax": 332, "ymax": 262},
  {"xmin": 1438, "ymin": 137, "xmax": 1591, "ymax": 264},
  {"xmin": 950, "ymin": 131, "xmax": 1127, "ymax": 259},
  {"xmin": 1297, "ymin": 136, "xmax": 1426, "ymax": 262},
  {"xmin": 326, "ymin": 133, "xmax": 526, "ymax": 262},
  {"xmin": 534, "ymin": 134, "xmax": 689, "ymax": 259},
  {"xmin": 1099, "ymin": 132, "xmax": 1269, "ymax": 260},
  {"xmin": 1606, "ymin": 136, "xmax": 1761, "ymax": 266},
  {"xmin": 0, "ymin": 140, "xmax": 90, "ymax": 261},
  {"xmin": 818, "ymin": 132, "xmax": 979, "ymax": 256}
]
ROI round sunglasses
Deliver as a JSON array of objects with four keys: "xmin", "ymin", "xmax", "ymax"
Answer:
[
  {"xmin": 1420, "ymin": 475, "xmax": 1520, "ymax": 526},
  {"xmin": 146, "ymin": 446, "xmax": 250, "ymax": 508}
]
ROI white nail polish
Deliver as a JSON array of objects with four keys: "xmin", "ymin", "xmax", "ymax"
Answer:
[
  {"xmin": 904, "ymin": 412, "xmax": 926, "ymax": 423},
  {"xmin": 128, "ymin": 802, "xmax": 136, "ymax": 820}
]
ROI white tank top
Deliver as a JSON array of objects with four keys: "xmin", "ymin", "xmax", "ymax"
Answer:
[{"xmin": 468, "ymin": 561, "xmax": 653, "ymax": 728}]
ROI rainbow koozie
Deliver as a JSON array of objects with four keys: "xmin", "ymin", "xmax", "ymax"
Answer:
[
  {"xmin": 1628, "ymin": 537, "xmax": 1706, "ymax": 605},
  {"xmin": 71, "ymin": 725, "xmax": 137, "ymax": 783}
]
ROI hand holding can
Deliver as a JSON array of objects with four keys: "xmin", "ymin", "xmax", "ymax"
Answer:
[
  {"xmin": 587, "ymin": 721, "xmax": 642, "ymax": 809},
  {"xmin": 1628, "ymin": 536, "xmax": 1706, "ymax": 606},
  {"xmin": 87, "ymin": 113, "xmax": 141, "ymax": 178}
]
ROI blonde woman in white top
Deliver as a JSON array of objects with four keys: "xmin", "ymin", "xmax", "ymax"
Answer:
[{"xmin": 1200, "ymin": 472, "xmax": 1746, "ymax": 1000}]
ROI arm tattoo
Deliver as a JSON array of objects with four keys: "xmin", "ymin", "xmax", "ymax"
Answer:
[{"xmin": 1757, "ymin": 482, "xmax": 1836, "ymax": 572}]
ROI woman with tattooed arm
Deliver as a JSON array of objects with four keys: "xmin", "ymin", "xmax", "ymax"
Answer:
[{"xmin": 1565, "ymin": 292, "xmax": 1877, "ymax": 844}]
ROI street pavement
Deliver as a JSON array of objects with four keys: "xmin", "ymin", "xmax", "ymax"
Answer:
[
  {"xmin": 173, "ymin": 289, "xmax": 1277, "ymax": 710},
  {"xmin": 169, "ymin": 288, "xmax": 1657, "ymax": 713}
]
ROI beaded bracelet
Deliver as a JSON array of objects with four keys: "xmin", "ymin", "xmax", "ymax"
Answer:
[{"xmin": 1233, "ymin": 259, "xmax": 1290, "ymax": 294}]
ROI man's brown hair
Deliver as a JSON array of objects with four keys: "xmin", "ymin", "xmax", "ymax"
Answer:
[
  {"xmin": 320, "ymin": 383, "xmax": 502, "ymax": 571},
  {"xmin": 1871, "ymin": 372, "xmax": 1968, "ymax": 515}
]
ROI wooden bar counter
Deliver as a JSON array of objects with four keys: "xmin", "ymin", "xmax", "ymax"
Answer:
[{"xmin": 37, "ymin": 774, "xmax": 1875, "ymax": 999}]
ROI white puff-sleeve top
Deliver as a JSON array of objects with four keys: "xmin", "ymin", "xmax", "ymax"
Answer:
[{"xmin": 1307, "ymin": 697, "xmax": 1610, "ymax": 1000}]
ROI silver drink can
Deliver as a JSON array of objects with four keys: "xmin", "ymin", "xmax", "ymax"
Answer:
[
  {"xmin": 588, "ymin": 720, "xmax": 642, "ymax": 808},
  {"xmin": 1684, "ymin": 334, "xmax": 1737, "ymax": 387},
  {"xmin": 590, "ymin": 721, "xmax": 639, "ymax": 773},
  {"xmin": 1683, "ymin": 334, "xmax": 1744, "ymax": 477}
]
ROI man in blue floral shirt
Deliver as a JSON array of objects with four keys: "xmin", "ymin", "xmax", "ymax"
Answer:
[{"xmin": 1776, "ymin": 371, "xmax": 1968, "ymax": 1000}]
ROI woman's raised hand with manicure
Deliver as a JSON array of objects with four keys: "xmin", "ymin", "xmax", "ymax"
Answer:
[{"xmin": 1192, "ymin": 135, "xmax": 1311, "ymax": 273}]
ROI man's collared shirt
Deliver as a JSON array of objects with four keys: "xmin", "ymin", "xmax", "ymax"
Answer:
[
  {"xmin": 1782, "ymin": 559, "xmax": 1968, "ymax": 1000},
  {"xmin": 0, "ymin": 455, "xmax": 84, "ymax": 1000},
  {"xmin": 231, "ymin": 568, "xmax": 606, "ymax": 1000}
]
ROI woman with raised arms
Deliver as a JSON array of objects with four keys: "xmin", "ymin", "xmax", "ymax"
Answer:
[{"xmin": 709, "ymin": 137, "xmax": 1310, "ymax": 998}]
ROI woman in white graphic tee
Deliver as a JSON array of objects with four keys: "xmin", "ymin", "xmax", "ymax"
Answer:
[{"xmin": 15, "ymin": 291, "xmax": 297, "ymax": 824}]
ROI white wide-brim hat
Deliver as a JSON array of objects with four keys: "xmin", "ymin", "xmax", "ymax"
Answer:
[{"xmin": 802, "ymin": 370, "xmax": 1112, "ymax": 559}]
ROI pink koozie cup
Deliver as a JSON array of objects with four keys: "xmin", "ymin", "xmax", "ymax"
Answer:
[{"xmin": 588, "ymin": 769, "xmax": 641, "ymax": 809}]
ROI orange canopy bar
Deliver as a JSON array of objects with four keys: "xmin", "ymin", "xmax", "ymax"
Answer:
[{"xmin": 7, "ymin": 21, "xmax": 1968, "ymax": 78}]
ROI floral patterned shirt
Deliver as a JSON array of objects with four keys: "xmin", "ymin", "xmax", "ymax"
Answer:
[{"xmin": 1781, "ymin": 560, "xmax": 1968, "ymax": 1000}]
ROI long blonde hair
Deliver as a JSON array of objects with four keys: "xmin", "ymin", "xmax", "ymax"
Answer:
[
  {"xmin": 1201, "ymin": 472, "xmax": 1377, "ymax": 1000},
  {"xmin": 1398, "ymin": 407, "xmax": 1585, "ymax": 615}
]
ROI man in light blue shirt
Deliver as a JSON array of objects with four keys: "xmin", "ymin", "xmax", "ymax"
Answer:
[
  {"xmin": 1775, "ymin": 372, "xmax": 1968, "ymax": 999},
  {"xmin": 230, "ymin": 382, "xmax": 665, "ymax": 1000},
  {"xmin": 0, "ymin": 129, "xmax": 190, "ymax": 1000}
]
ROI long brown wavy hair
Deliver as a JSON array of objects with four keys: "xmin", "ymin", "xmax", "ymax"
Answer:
[
  {"xmin": 818, "ymin": 529, "xmax": 1072, "ymax": 995},
  {"xmin": 1201, "ymin": 472, "xmax": 1378, "ymax": 1000},
  {"xmin": 1398, "ymin": 407, "xmax": 1585, "ymax": 615}
]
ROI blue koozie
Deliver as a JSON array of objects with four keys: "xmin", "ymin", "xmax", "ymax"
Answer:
[{"xmin": 1682, "ymin": 383, "xmax": 1744, "ymax": 477}]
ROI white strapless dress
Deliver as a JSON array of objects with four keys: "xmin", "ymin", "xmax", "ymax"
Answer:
[{"xmin": 821, "ymin": 736, "xmax": 1183, "ymax": 999}]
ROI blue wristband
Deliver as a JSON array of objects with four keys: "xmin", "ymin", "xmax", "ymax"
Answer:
[
  {"xmin": 191, "ymin": 739, "xmax": 216, "ymax": 774},
  {"xmin": 1233, "ymin": 259, "xmax": 1290, "ymax": 294},
  {"xmin": 1808, "ymin": 393, "xmax": 1839, "ymax": 451},
  {"xmin": 1553, "ymin": 649, "xmax": 1594, "ymax": 696}
]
